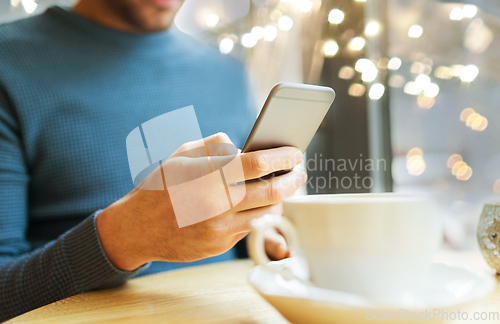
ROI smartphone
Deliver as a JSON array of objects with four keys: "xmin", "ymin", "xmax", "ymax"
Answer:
[
  {"xmin": 242, "ymin": 82, "xmax": 335, "ymax": 153},
  {"xmin": 242, "ymin": 82, "xmax": 335, "ymax": 179}
]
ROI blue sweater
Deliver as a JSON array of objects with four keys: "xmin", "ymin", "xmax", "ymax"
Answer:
[{"xmin": 0, "ymin": 6, "xmax": 255, "ymax": 320}]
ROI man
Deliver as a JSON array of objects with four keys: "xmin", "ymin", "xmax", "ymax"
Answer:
[{"xmin": 0, "ymin": 0, "xmax": 307, "ymax": 320}]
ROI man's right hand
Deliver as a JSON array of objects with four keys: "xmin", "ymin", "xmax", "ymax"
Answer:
[{"xmin": 96, "ymin": 132, "xmax": 306, "ymax": 271}]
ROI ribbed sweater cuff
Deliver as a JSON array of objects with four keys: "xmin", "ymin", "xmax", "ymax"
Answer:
[{"xmin": 60, "ymin": 211, "xmax": 149, "ymax": 293}]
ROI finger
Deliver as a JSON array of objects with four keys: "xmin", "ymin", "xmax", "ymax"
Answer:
[
  {"xmin": 238, "ymin": 147, "xmax": 303, "ymax": 181},
  {"xmin": 230, "ymin": 232, "xmax": 249, "ymax": 247},
  {"xmin": 264, "ymin": 231, "xmax": 290, "ymax": 261},
  {"xmin": 172, "ymin": 132, "xmax": 235, "ymax": 157},
  {"xmin": 203, "ymin": 132, "xmax": 240, "ymax": 157},
  {"xmin": 203, "ymin": 132, "xmax": 233, "ymax": 145},
  {"xmin": 233, "ymin": 169, "xmax": 307, "ymax": 212},
  {"xmin": 232, "ymin": 203, "xmax": 284, "ymax": 234}
]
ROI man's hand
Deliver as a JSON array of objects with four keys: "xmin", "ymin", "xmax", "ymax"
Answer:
[
  {"xmin": 264, "ymin": 227, "xmax": 291, "ymax": 261},
  {"xmin": 96, "ymin": 133, "xmax": 305, "ymax": 271}
]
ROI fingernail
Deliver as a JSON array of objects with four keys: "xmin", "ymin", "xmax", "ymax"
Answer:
[
  {"xmin": 298, "ymin": 169, "xmax": 308, "ymax": 183},
  {"xmin": 294, "ymin": 149, "xmax": 303, "ymax": 163}
]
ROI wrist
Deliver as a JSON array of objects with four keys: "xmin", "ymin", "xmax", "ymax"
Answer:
[{"xmin": 96, "ymin": 204, "xmax": 148, "ymax": 271}]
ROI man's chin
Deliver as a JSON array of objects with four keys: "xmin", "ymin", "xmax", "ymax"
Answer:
[
  {"xmin": 146, "ymin": 0, "xmax": 182, "ymax": 10},
  {"xmin": 136, "ymin": 18, "xmax": 176, "ymax": 33}
]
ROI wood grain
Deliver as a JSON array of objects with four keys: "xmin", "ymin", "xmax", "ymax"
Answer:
[
  {"xmin": 6, "ymin": 260, "xmax": 287, "ymax": 324},
  {"xmin": 6, "ymin": 251, "xmax": 500, "ymax": 324}
]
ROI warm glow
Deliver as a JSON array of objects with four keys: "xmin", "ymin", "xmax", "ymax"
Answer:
[
  {"xmin": 450, "ymin": 65, "xmax": 464, "ymax": 77},
  {"xmin": 270, "ymin": 10, "xmax": 282, "ymax": 21},
  {"xmin": 241, "ymin": 33, "xmax": 257, "ymax": 48},
  {"xmin": 465, "ymin": 113, "xmax": 480, "ymax": 127},
  {"xmin": 408, "ymin": 25, "xmax": 423, "ymax": 38},
  {"xmin": 219, "ymin": 38, "xmax": 234, "ymax": 54},
  {"xmin": 365, "ymin": 21, "xmax": 380, "ymax": 36},
  {"xmin": 348, "ymin": 83, "xmax": 366, "ymax": 97},
  {"xmin": 355, "ymin": 58, "xmax": 372, "ymax": 72},
  {"xmin": 404, "ymin": 82, "xmax": 422, "ymax": 96},
  {"xmin": 461, "ymin": 109, "xmax": 488, "ymax": 131},
  {"xmin": 434, "ymin": 66, "xmax": 453, "ymax": 79},
  {"xmin": 460, "ymin": 64, "xmax": 479, "ymax": 82},
  {"xmin": 206, "ymin": 14, "xmax": 219, "ymax": 27},
  {"xmin": 462, "ymin": 5, "xmax": 477, "ymax": 18},
  {"xmin": 449, "ymin": 8, "xmax": 463, "ymax": 21},
  {"xmin": 22, "ymin": 0, "xmax": 37, "ymax": 13},
  {"xmin": 471, "ymin": 116, "xmax": 488, "ymax": 131},
  {"xmin": 361, "ymin": 62, "xmax": 378, "ymax": 82},
  {"xmin": 339, "ymin": 66, "xmax": 355, "ymax": 80},
  {"xmin": 494, "ymin": 179, "xmax": 500, "ymax": 194},
  {"xmin": 417, "ymin": 94, "xmax": 435, "ymax": 109},
  {"xmin": 456, "ymin": 165, "xmax": 469, "ymax": 177},
  {"xmin": 415, "ymin": 74, "xmax": 431, "ymax": 88},
  {"xmin": 278, "ymin": 16, "xmax": 293, "ymax": 31},
  {"xmin": 447, "ymin": 154, "xmax": 463, "ymax": 168},
  {"xmin": 457, "ymin": 166, "xmax": 472, "ymax": 181},
  {"xmin": 460, "ymin": 108, "xmax": 475, "ymax": 121},
  {"xmin": 449, "ymin": 157, "xmax": 472, "ymax": 181},
  {"xmin": 323, "ymin": 40, "xmax": 339, "ymax": 57},
  {"xmin": 406, "ymin": 149, "xmax": 425, "ymax": 176},
  {"xmin": 251, "ymin": 26, "xmax": 264, "ymax": 40},
  {"xmin": 407, "ymin": 158, "xmax": 426, "ymax": 176},
  {"xmin": 299, "ymin": 0, "xmax": 313, "ymax": 13},
  {"xmin": 263, "ymin": 25, "xmax": 278, "ymax": 41},
  {"xmin": 423, "ymin": 83, "xmax": 439, "ymax": 98},
  {"xmin": 349, "ymin": 37, "xmax": 366, "ymax": 51},
  {"xmin": 369, "ymin": 83, "xmax": 385, "ymax": 100},
  {"xmin": 407, "ymin": 147, "xmax": 423, "ymax": 158},
  {"xmin": 328, "ymin": 9, "xmax": 345, "ymax": 24},
  {"xmin": 387, "ymin": 57, "xmax": 402, "ymax": 70},
  {"xmin": 452, "ymin": 161, "xmax": 467, "ymax": 175}
]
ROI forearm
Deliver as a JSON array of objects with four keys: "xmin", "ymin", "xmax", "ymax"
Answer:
[
  {"xmin": 0, "ymin": 212, "xmax": 148, "ymax": 322},
  {"xmin": 96, "ymin": 196, "xmax": 153, "ymax": 271}
]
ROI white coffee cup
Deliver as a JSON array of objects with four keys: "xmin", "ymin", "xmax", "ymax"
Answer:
[{"xmin": 247, "ymin": 193, "xmax": 442, "ymax": 302}]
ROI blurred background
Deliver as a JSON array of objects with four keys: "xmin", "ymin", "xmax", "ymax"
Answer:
[{"xmin": 2, "ymin": 0, "xmax": 499, "ymax": 250}]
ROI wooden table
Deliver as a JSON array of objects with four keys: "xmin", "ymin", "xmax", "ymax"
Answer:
[{"xmin": 7, "ymin": 251, "xmax": 500, "ymax": 324}]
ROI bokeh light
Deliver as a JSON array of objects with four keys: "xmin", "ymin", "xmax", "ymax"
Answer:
[
  {"xmin": 460, "ymin": 64, "xmax": 479, "ymax": 82},
  {"xmin": 323, "ymin": 40, "xmax": 339, "ymax": 57},
  {"xmin": 219, "ymin": 37, "xmax": 234, "ymax": 54},
  {"xmin": 328, "ymin": 9, "xmax": 345, "ymax": 24},
  {"xmin": 278, "ymin": 16, "xmax": 293, "ymax": 31},
  {"xmin": 406, "ymin": 148, "xmax": 426, "ymax": 176},
  {"xmin": 241, "ymin": 33, "xmax": 257, "ymax": 48},
  {"xmin": 349, "ymin": 37, "xmax": 366, "ymax": 51},
  {"xmin": 206, "ymin": 14, "xmax": 219, "ymax": 27},
  {"xmin": 447, "ymin": 154, "xmax": 463, "ymax": 168},
  {"xmin": 408, "ymin": 25, "xmax": 423, "ymax": 38},
  {"xmin": 365, "ymin": 21, "xmax": 380, "ymax": 36},
  {"xmin": 348, "ymin": 83, "xmax": 366, "ymax": 97},
  {"xmin": 388, "ymin": 57, "xmax": 402, "ymax": 70},
  {"xmin": 339, "ymin": 66, "xmax": 355, "ymax": 80},
  {"xmin": 368, "ymin": 83, "xmax": 385, "ymax": 100}
]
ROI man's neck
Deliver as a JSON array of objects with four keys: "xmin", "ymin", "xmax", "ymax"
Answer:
[{"xmin": 72, "ymin": 0, "xmax": 140, "ymax": 34}]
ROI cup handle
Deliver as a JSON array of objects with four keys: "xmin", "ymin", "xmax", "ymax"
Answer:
[{"xmin": 247, "ymin": 214, "xmax": 310, "ymax": 284}]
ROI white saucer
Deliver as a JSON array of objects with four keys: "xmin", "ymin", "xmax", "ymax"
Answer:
[{"xmin": 249, "ymin": 258, "xmax": 496, "ymax": 324}]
